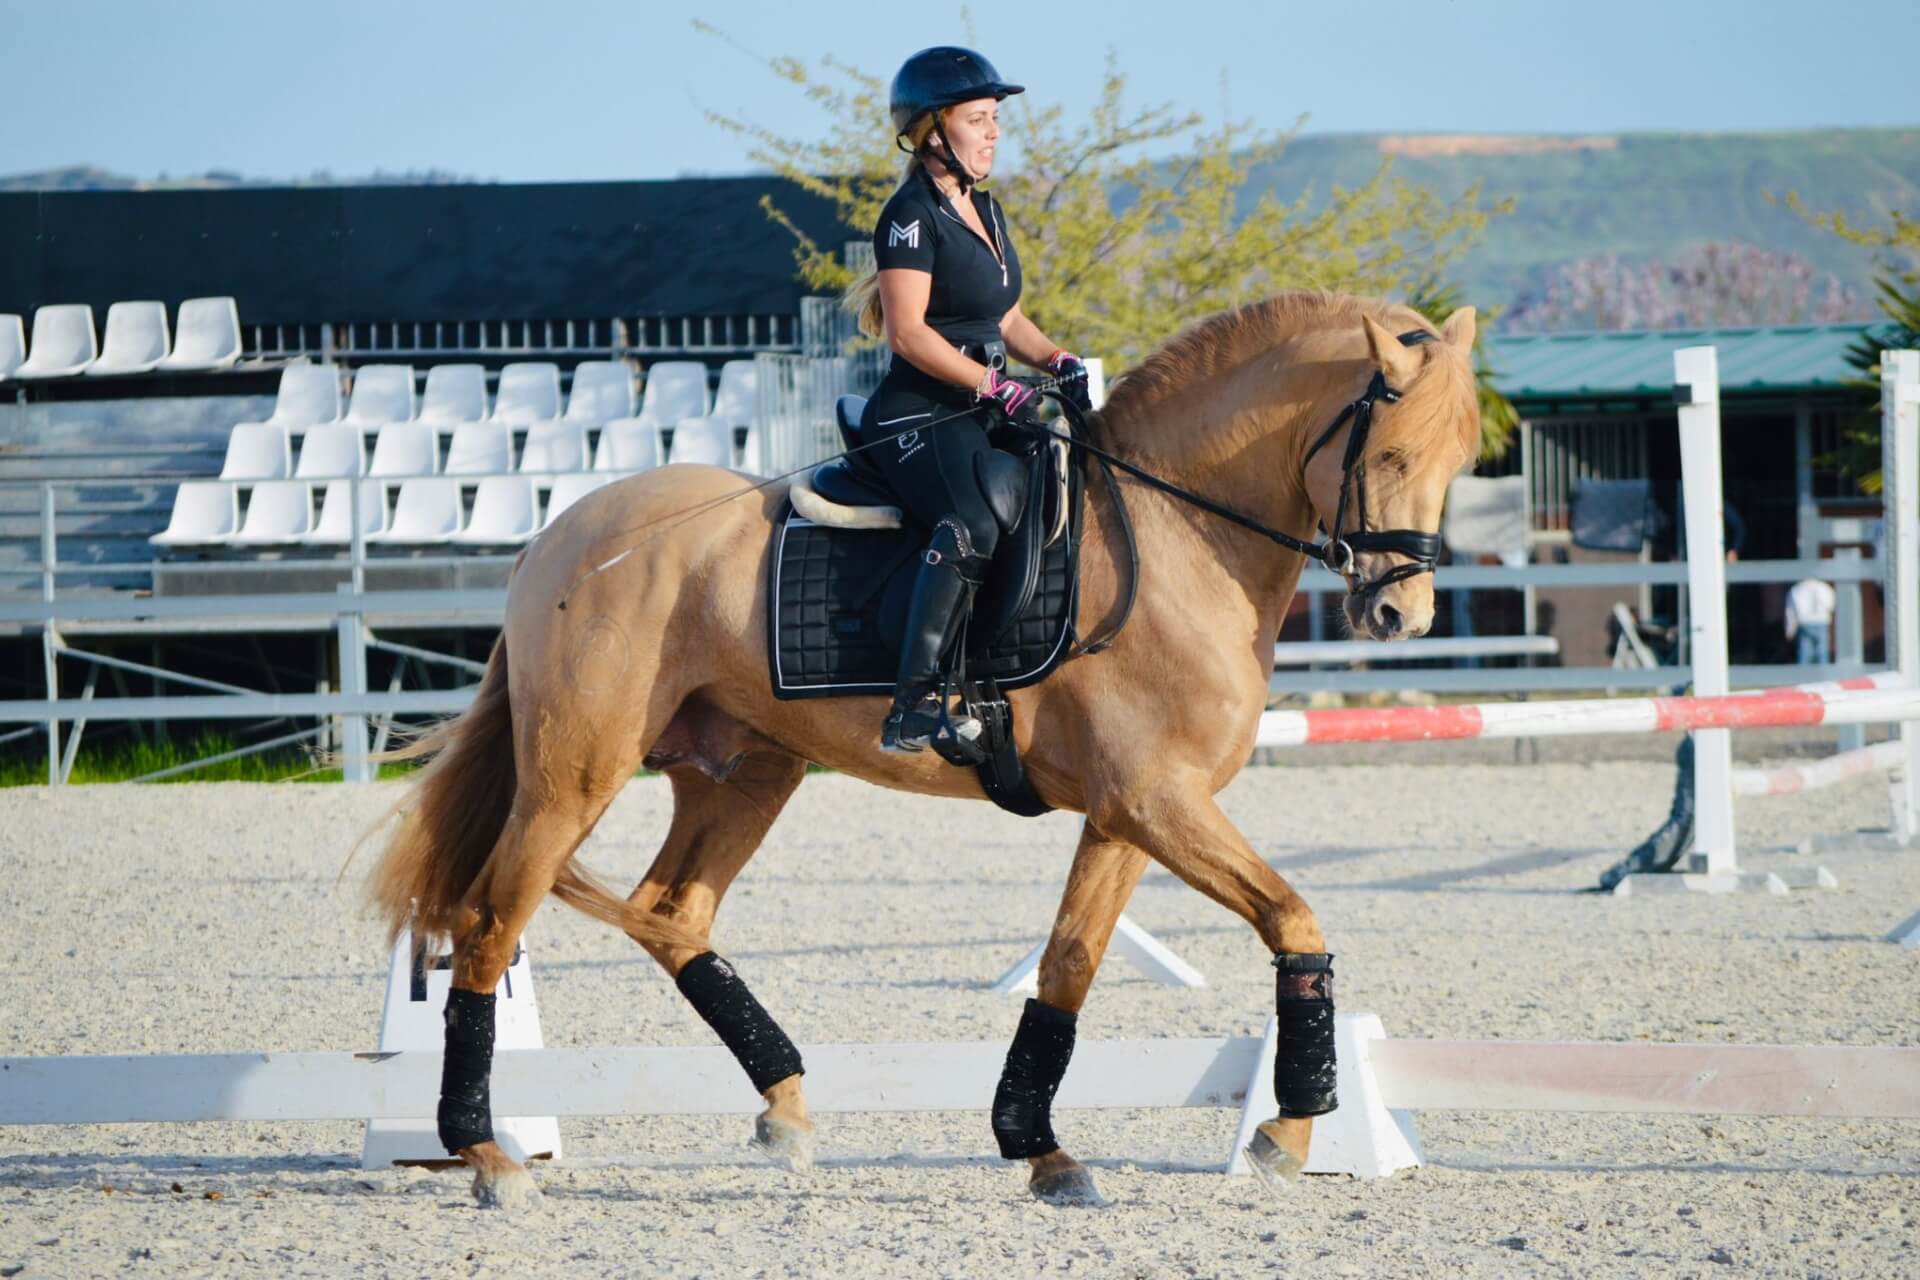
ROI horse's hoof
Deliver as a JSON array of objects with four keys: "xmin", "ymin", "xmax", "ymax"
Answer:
[
  {"xmin": 751, "ymin": 1111, "xmax": 815, "ymax": 1173},
  {"xmin": 1029, "ymin": 1164, "xmax": 1108, "ymax": 1208},
  {"xmin": 1243, "ymin": 1129, "xmax": 1307, "ymax": 1189},
  {"xmin": 471, "ymin": 1166, "xmax": 543, "ymax": 1211}
]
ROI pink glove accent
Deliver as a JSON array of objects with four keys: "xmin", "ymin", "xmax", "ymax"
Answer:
[{"xmin": 979, "ymin": 369, "xmax": 1037, "ymax": 419}]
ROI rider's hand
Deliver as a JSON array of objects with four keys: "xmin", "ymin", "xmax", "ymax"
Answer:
[
  {"xmin": 976, "ymin": 368, "xmax": 1039, "ymax": 422},
  {"xmin": 1046, "ymin": 349, "xmax": 1092, "ymax": 413}
]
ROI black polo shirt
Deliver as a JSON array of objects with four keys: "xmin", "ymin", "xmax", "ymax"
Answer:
[{"xmin": 872, "ymin": 167, "xmax": 1023, "ymax": 375}]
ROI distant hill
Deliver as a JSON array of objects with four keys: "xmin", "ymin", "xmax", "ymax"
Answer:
[
  {"xmin": 1247, "ymin": 129, "xmax": 1920, "ymax": 327},
  {"xmin": 9, "ymin": 130, "xmax": 1916, "ymax": 329}
]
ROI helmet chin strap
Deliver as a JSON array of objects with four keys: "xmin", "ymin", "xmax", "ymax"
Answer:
[{"xmin": 929, "ymin": 118, "xmax": 978, "ymax": 193}]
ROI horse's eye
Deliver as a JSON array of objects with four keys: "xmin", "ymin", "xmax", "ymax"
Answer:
[{"xmin": 1376, "ymin": 449, "xmax": 1407, "ymax": 472}]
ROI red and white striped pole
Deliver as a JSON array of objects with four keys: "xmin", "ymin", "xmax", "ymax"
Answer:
[{"xmin": 1254, "ymin": 675, "xmax": 1918, "ymax": 749}]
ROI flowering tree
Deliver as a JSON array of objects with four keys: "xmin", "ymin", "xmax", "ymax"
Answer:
[{"xmin": 1503, "ymin": 243, "xmax": 1868, "ymax": 333}]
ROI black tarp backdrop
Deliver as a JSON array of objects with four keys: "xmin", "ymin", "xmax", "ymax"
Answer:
[{"xmin": 0, "ymin": 178, "xmax": 846, "ymax": 323}]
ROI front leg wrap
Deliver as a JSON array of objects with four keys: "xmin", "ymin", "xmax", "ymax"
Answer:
[
  {"xmin": 675, "ymin": 952, "xmax": 805, "ymax": 1094},
  {"xmin": 438, "ymin": 987, "xmax": 497, "ymax": 1154},
  {"xmin": 991, "ymin": 998, "xmax": 1077, "ymax": 1159},
  {"xmin": 1272, "ymin": 952, "xmax": 1337, "ymax": 1117}
]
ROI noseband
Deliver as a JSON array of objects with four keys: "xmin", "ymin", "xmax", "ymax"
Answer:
[{"xmin": 1298, "ymin": 330, "xmax": 1444, "ymax": 600}]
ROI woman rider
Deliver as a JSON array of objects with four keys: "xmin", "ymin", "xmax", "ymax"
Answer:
[{"xmin": 843, "ymin": 46, "xmax": 1090, "ymax": 753}]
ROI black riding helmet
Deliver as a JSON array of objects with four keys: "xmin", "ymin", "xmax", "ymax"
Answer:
[
  {"xmin": 889, "ymin": 46, "xmax": 1024, "ymax": 134},
  {"xmin": 890, "ymin": 46, "xmax": 1023, "ymax": 191}
]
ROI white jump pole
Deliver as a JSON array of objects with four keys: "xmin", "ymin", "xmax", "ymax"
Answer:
[
  {"xmin": 8, "ymin": 1026, "xmax": 1918, "ymax": 1179},
  {"xmin": 1883, "ymin": 349, "xmax": 1919, "ymax": 845},
  {"xmin": 1674, "ymin": 347, "xmax": 1739, "ymax": 881}
]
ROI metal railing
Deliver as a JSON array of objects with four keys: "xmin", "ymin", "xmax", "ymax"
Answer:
[{"xmin": 242, "ymin": 314, "xmax": 801, "ymax": 365}]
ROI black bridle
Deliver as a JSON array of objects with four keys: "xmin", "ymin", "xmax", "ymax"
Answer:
[
  {"xmin": 1054, "ymin": 329, "xmax": 1444, "ymax": 605},
  {"xmin": 1295, "ymin": 331, "xmax": 1445, "ymax": 599}
]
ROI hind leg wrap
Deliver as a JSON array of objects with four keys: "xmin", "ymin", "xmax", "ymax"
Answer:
[
  {"xmin": 1272, "ymin": 952, "xmax": 1337, "ymax": 1117},
  {"xmin": 676, "ymin": 952, "xmax": 805, "ymax": 1093},
  {"xmin": 438, "ymin": 987, "xmax": 497, "ymax": 1154},
  {"xmin": 991, "ymin": 998, "xmax": 1077, "ymax": 1159}
]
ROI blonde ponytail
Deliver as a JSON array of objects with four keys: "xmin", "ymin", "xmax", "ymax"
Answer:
[{"xmin": 845, "ymin": 113, "xmax": 945, "ymax": 339}]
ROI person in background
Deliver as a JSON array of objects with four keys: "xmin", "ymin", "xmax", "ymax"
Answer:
[{"xmin": 1785, "ymin": 576, "xmax": 1837, "ymax": 666}]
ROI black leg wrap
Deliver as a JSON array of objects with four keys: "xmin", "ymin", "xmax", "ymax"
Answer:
[
  {"xmin": 675, "ymin": 952, "xmax": 805, "ymax": 1095},
  {"xmin": 437, "ymin": 987, "xmax": 497, "ymax": 1154},
  {"xmin": 1272, "ymin": 952, "xmax": 1338, "ymax": 1117},
  {"xmin": 991, "ymin": 998, "xmax": 1077, "ymax": 1160}
]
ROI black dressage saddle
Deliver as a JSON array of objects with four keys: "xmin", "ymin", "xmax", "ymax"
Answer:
[{"xmin": 768, "ymin": 395, "xmax": 1082, "ymax": 703}]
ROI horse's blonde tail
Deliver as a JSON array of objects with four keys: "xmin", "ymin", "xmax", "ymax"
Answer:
[
  {"xmin": 363, "ymin": 635, "xmax": 519, "ymax": 955},
  {"xmin": 358, "ymin": 635, "xmax": 711, "ymax": 960}
]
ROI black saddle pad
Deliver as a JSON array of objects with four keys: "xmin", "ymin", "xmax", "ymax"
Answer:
[{"xmin": 768, "ymin": 506, "xmax": 1079, "ymax": 700}]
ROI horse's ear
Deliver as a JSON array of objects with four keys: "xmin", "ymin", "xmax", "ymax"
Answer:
[
  {"xmin": 1440, "ymin": 306, "xmax": 1478, "ymax": 351},
  {"xmin": 1363, "ymin": 315, "xmax": 1423, "ymax": 387}
]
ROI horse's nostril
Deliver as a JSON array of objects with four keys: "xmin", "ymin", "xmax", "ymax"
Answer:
[{"xmin": 1375, "ymin": 602, "xmax": 1403, "ymax": 636}]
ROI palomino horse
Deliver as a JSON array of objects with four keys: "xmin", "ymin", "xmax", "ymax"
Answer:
[{"xmin": 366, "ymin": 293, "xmax": 1481, "ymax": 1209}]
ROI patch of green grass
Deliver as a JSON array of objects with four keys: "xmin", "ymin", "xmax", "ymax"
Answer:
[{"xmin": 0, "ymin": 731, "xmax": 420, "ymax": 786}]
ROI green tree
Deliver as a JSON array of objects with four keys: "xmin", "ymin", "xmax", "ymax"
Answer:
[
  {"xmin": 701, "ymin": 28, "xmax": 1517, "ymax": 455},
  {"xmin": 1786, "ymin": 196, "xmax": 1920, "ymax": 494}
]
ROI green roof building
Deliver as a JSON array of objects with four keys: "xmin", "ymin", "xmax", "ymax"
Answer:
[{"xmin": 1465, "ymin": 324, "xmax": 1885, "ymax": 669}]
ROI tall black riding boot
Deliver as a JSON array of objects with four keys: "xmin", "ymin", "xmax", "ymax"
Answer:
[{"xmin": 881, "ymin": 520, "xmax": 986, "ymax": 753}]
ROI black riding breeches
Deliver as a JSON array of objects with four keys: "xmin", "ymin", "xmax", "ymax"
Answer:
[{"xmin": 862, "ymin": 375, "xmax": 1004, "ymax": 561}]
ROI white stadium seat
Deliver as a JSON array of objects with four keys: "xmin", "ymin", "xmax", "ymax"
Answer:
[
  {"xmin": 593, "ymin": 418, "xmax": 665, "ymax": 473},
  {"xmin": 491, "ymin": 362, "xmax": 562, "ymax": 424},
  {"xmin": 713, "ymin": 359, "xmax": 757, "ymax": 427},
  {"xmin": 667, "ymin": 416, "xmax": 733, "ymax": 467},
  {"xmin": 86, "ymin": 301, "xmax": 170, "ymax": 376},
  {"xmin": 453, "ymin": 476, "xmax": 539, "ymax": 545},
  {"xmin": 219, "ymin": 423, "xmax": 293, "ymax": 480},
  {"xmin": 542, "ymin": 472, "xmax": 609, "ymax": 528},
  {"xmin": 0, "ymin": 314, "xmax": 23, "ymax": 381},
  {"xmin": 371, "ymin": 478, "xmax": 463, "ymax": 543},
  {"xmin": 739, "ymin": 423, "xmax": 763, "ymax": 474},
  {"xmin": 344, "ymin": 364, "xmax": 417, "ymax": 424},
  {"xmin": 14, "ymin": 305, "xmax": 97, "ymax": 378},
  {"xmin": 444, "ymin": 422, "xmax": 512, "ymax": 475},
  {"xmin": 305, "ymin": 480, "xmax": 389, "ymax": 543},
  {"xmin": 367, "ymin": 423, "xmax": 439, "ymax": 477},
  {"xmin": 518, "ymin": 421, "xmax": 587, "ymax": 474},
  {"xmin": 419, "ymin": 364, "xmax": 488, "ymax": 424},
  {"xmin": 149, "ymin": 481, "xmax": 239, "ymax": 546},
  {"xmin": 228, "ymin": 480, "xmax": 314, "ymax": 544},
  {"xmin": 565, "ymin": 361, "xmax": 636, "ymax": 426},
  {"xmin": 638, "ymin": 361, "xmax": 710, "ymax": 427},
  {"xmin": 293, "ymin": 424, "xmax": 367, "ymax": 479},
  {"xmin": 158, "ymin": 297, "xmax": 241, "ymax": 372},
  {"xmin": 266, "ymin": 364, "xmax": 343, "ymax": 426}
]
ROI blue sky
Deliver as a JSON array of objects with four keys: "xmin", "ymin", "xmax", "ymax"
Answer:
[{"xmin": 8, "ymin": 0, "xmax": 1918, "ymax": 184}]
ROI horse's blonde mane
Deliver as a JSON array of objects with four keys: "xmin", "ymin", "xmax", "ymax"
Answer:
[
  {"xmin": 1099, "ymin": 291, "xmax": 1433, "ymax": 427},
  {"xmin": 1096, "ymin": 291, "xmax": 1475, "ymax": 465}
]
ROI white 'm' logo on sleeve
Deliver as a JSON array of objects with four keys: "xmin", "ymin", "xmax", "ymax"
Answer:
[{"xmin": 888, "ymin": 219, "xmax": 921, "ymax": 248}]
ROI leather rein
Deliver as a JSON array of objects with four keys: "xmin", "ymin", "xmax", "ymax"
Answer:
[{"xmin": 1043, "ymin": 328, "xmax": 1445, "ymax": 657}]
